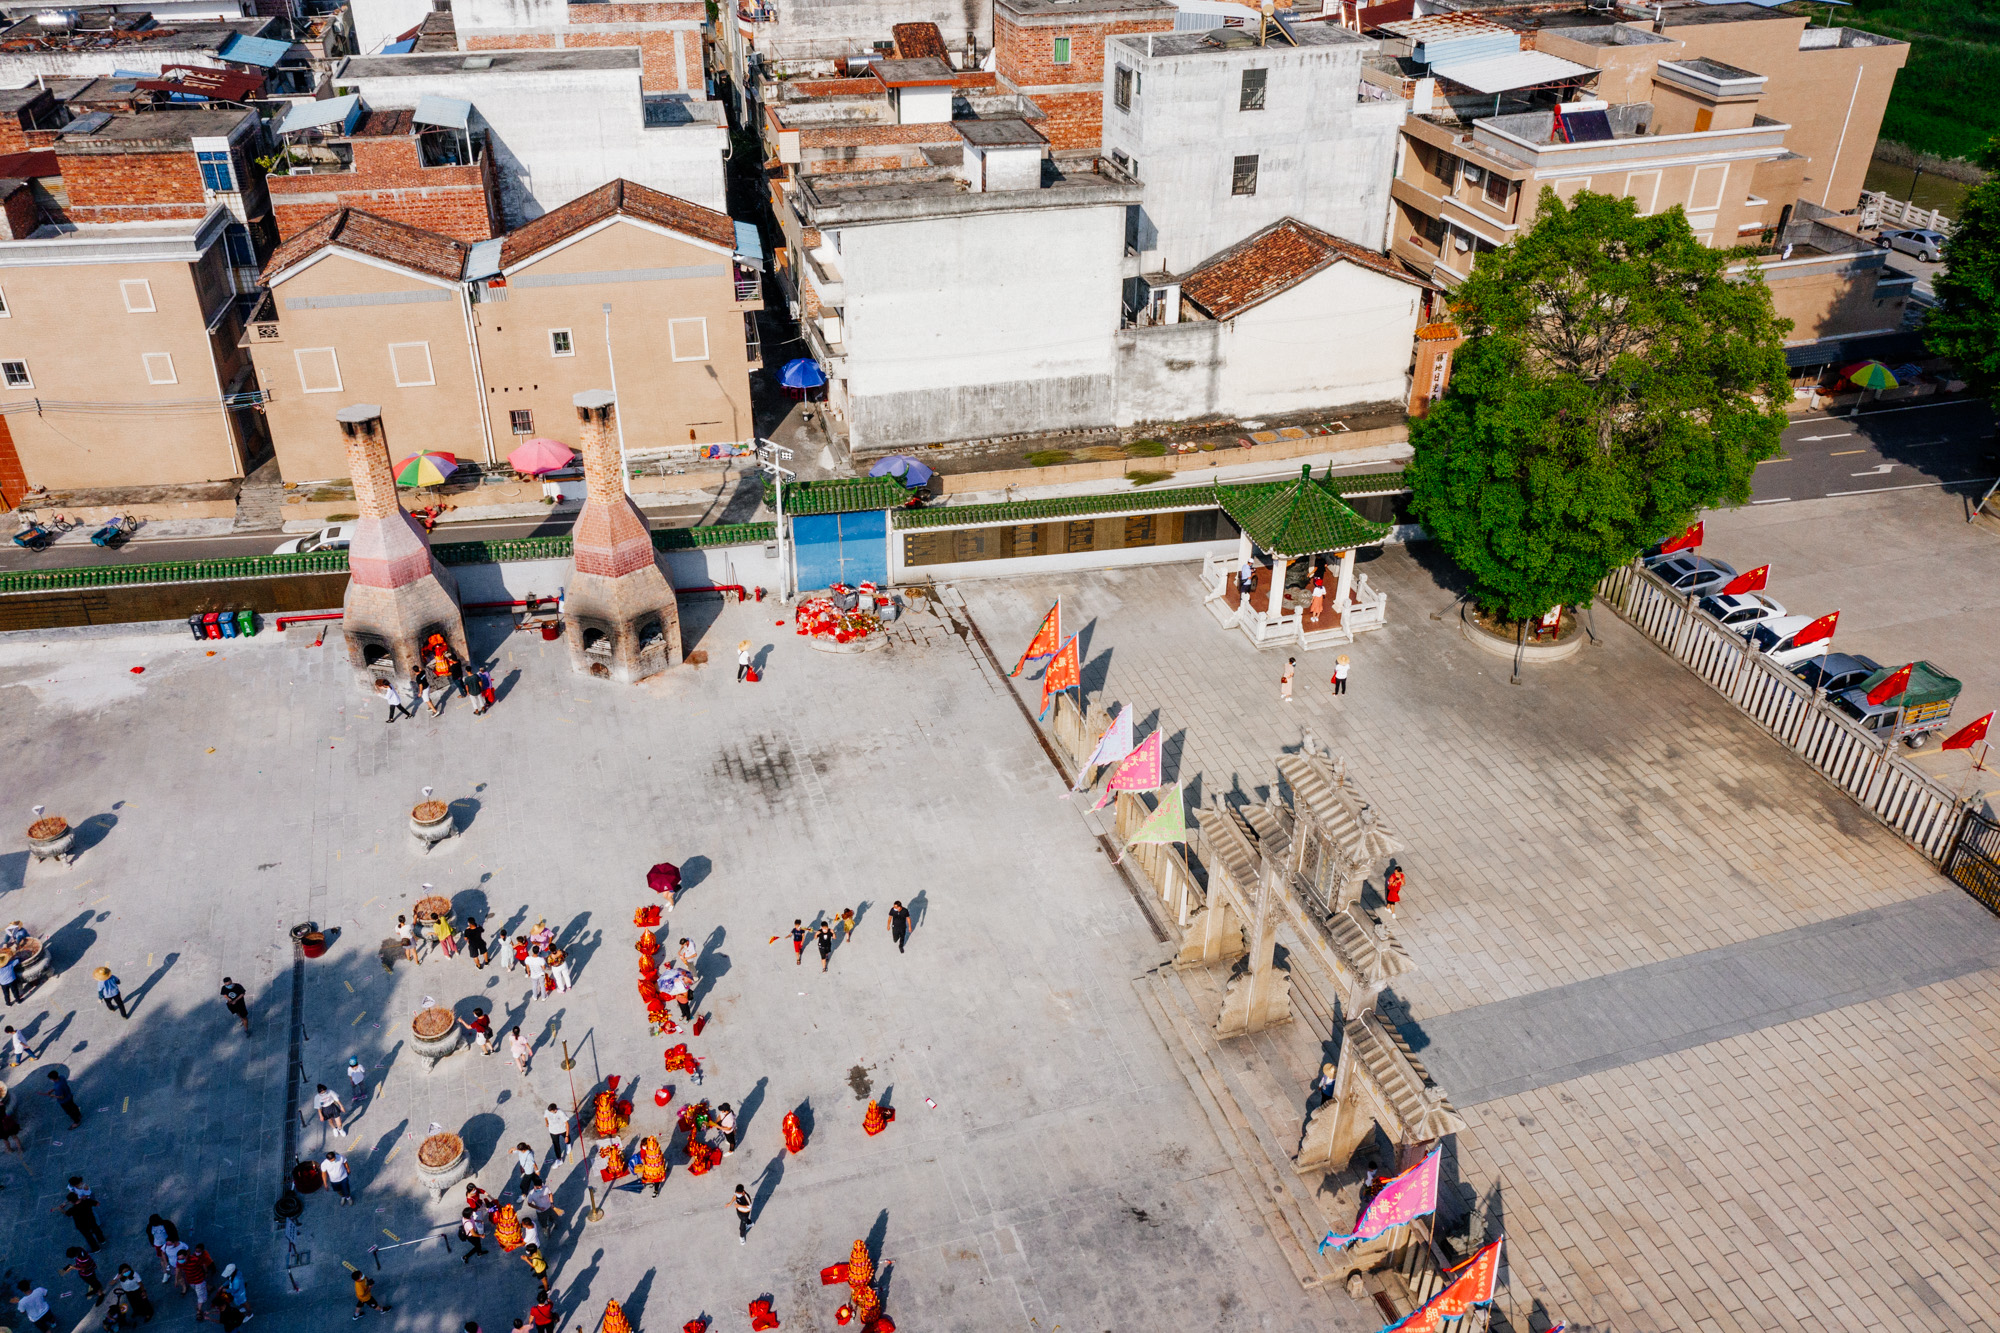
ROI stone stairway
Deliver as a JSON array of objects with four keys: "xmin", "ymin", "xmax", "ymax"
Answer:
[{"xmin": 233, "ymin": 457, "xmax": 286, "ymax": 532}]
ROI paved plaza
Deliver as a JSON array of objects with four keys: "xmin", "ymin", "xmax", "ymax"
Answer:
[
  {"xmin": 958, "ymin": 548, "xmax": 2000, "ymax": 1333},
  {"xmin": 0, "ymin": 600, "xmax": 1353, "ymax": 1332}
]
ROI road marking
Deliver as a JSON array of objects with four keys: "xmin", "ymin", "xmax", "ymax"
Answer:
[
  {"xmin": 382, "ymin": 1229, "xmax": 400, "ymax": 1242},
  {"xmin": 1800, "ymin": 400, "xmax": 1992, "ymax": 421},
  {"xmin": 344, "ymin": 980, "xmax": 354, "ymax": 993},
  {"xmin": 1830, "ymin": 450, "xmax": 1866, "ymax": 456},
  {"xmin": 1849, "ymin": 464, "xmax": 1895, "ymax": 476},
  {"xmin": 1826, "ymin": 476, "xmax": 1998, "ymax": 497},
  {"xmin": 351, "ymin": 1010, "xmax": 367, "ymax": 1025},
  {"xmin": 1756, "ymin": 457, "xmax": 1793, "ymax": 465},
  {"xmin": 122, "ymin": 1097, "xmax": 129, "ymax": 1114},
  {"xmin": 1797, "ymin": 433, "xmax": 1854, "ymax": 442},
  {"xmin": 1751, "ymin": 498, "xmax": 1792, "ymax": 505}
]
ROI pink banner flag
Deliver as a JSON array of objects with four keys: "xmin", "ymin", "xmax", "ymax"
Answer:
[
  {"xmin": 1092, "ymin": 730, "xmax": 1161, "ymax": 810},
  {"xmin": 1318, "ymin": 1147, "xmax": 1441, "ymax": 1251}
]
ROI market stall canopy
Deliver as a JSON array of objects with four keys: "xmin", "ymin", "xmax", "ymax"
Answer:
[
  {"xmin": 1841, "ymin": 360, "xmax": 1897, "ymax": 390},
  {"xmin": 1214, "ymin": 465, "xmax": 1391, "ymax": 558},
  {"xmin": 394, "ymin": 452, "xmax": 460, "ymax": 487},
  {"xmin": 778, "ymin": 358, "xmax": 827, "ymax": 389},
  {"xmin": 507, "ymin": 437, "xmax": 576, "ymax": 475}
]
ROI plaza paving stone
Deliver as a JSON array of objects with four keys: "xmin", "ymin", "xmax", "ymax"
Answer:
[
  {"xmin": 0, "ymin": 599, "xmax": 1355, "ymax": 1332},
  {"xmin": 957, "ymin": 552, "xmax": 2000, "ymax": 1333}
]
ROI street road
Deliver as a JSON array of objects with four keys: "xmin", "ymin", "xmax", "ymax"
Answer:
[{"xmin": 1751, "ymin": 397, "xmax": 1996, "ymax": 505}]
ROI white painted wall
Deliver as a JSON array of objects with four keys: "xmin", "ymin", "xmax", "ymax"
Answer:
[
  {"xmin": 342, "ymin": 63, "xmax": 727, "ymax": 221},
  {"xmin": 347, "ymin": 0, "xmax": 435, "ymax": 53},
  {"xmin": 1102, "ymin": 35, "xmax": 1406, "ymax": 273},
  {"xmin": 836, "ymin": 202, "xmax": 1128, "ymax": 449}
]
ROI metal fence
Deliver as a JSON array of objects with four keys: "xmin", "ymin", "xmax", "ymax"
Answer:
[
  {"xmin": 1945, "ymin": 808, "xmax": 2000, "ymax": 915},
  {"xmin": 1598, "ymin": 563, "xmax": 1970, "ymax": 868}
]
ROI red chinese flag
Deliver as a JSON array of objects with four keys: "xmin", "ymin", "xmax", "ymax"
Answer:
[
  {"xmin": 1658, "ymin": 520, "xmax": 1703, "ymax": 554},
  {"xmin": 1866, "ymin": 663, "xmax": 1914, "ymax": 707},
  {"xmin": 1942, "ymin": 712, "xmax": 1992, "ymax": 751},
  {"xmin": 1790, "ymin": 610, "xmax": 1838, "ymax": 648},
  {"xmin": 1038, "ymin": 635, "xmax": 1080, "ymax": 718},
  {"xmin": 1719, "ymin": 564, "xmax": 1769, "ymax": 595}
]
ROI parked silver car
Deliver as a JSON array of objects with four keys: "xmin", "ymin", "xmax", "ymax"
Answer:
[
  {"xmin": 1879, "ymin": 228, "xmax": 1947, "ymax": 263},
  {"xmin": 1649, "ymin": 555, "xmax": 1737, "ymax": 597},
  {"xmin": 1697, "ymin": 591, "xmax": 1786, "ymax": 636}
]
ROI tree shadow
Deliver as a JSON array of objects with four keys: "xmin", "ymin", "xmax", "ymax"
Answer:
[
  {"xmin": 357, "ymin": 1117, "xmax": 408, "ymax": 1192},
  {"xmin": 125, "ymin": 950, "xmax": 180, "ymax": 1018},
  {"xmin": 736, "ymin": 1075, "xmax": 767, "ymax": 1138},
  {"xmin": 67, "ymin": 812, "xmax": 118, "ymax": 857},
  {"xmin": 451, "ymin": 884, "xmax": 490, "ymax": 931},
  {"xmin": 749, "ymin": 1151, "xmax": 783, "ymax": 1224}
]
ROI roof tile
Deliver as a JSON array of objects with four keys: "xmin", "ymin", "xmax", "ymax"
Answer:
[
  {"xmin": 262, "ymin": 207, "xmax": 470, "ymax": 284},
  {"xmin": 1180, "ymin": 217, "xmax": 1426, "ymax": 321},
  {"xmin": 498, "ymin": 178, "xmax": 735, "ymax": 270}
]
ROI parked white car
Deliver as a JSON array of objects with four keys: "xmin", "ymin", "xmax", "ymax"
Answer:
[
  {"xmin": 1648, "ymin": 555, "xmax": 1737, "ymax": 597},
  {"xmin": 272, "ymin": 524, "xmax": 355, "ymax": 555},
  {"xmin": 1745, "ymin": 615, "xmax": 1834, "ymax": 668},
  {"xmin": 1697, "ymin": 591, "xmax": 1786, "ymax": 636}
]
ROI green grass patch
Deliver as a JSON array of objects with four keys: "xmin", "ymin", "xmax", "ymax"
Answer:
[
  {"xmin": 1126, "ymin": 470, "xmax": 1174, "ymax": 486},
  {"xmin": 325, "ymin": 513, "xmax": 358, "ymax": 522},
  {"xmin": 1024, "ymin": 450, "xmax": 1073, "ymax": 467},
  {"xmin": 1837, "ymin": 0, "xmax": 2000, "ymax": 162},
  {"xmin": 1124, "ymin": 439, "xmax": 1168, "ymax": 457}
]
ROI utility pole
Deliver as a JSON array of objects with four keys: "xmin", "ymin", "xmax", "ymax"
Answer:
[{"xmin": 756, "ymin": 438, "xmax": 795, "ymax": 601}]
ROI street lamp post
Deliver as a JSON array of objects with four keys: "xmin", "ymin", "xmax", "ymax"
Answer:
[{"xmin": 756, "ymin": 438, "xmax": 795, "ymax": 601}]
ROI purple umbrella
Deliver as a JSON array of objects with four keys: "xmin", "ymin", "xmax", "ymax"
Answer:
[{"xmin": 869, "ymin": 454, "xmax": 934, "ymax": 487}]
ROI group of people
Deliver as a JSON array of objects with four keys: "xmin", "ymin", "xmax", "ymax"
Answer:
[
  {"xmin": 373, "ymin": 635, "xmax": 497, "ymax": 722},
  {"xmin": 396, "ymin": 910, "xmax": 577, "ymax": 1001},
  {"xmin": 785, "ymin": 902, "xmax": 915, "ymax": 969}
]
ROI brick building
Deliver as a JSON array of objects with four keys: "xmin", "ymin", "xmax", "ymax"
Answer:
[
  {"xmin": 349, "ymin": 0, "xmax": 707, "ymax": 94},
  {"xmin": 991, "ymin": 0, "xmax": 1175, "ymax": 151},
  {"xmin": 266, "ymin": 102, "xmax": 501, "ymax": 243}
]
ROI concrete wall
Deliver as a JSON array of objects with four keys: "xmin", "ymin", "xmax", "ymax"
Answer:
[
  {"xmin": 836, "ymin": 201, "xmax": 1127, "ymax": 450},
  {"xmin": 341, "ymin": 64, "xmax": 726, "ymax": 223},
  {"xmin": 1102, "ymin": 37, "xmax": 1404, "ymax": 272},
  {"xmin": 1114, "ymin": 260, "xmax": 1418, "ymax": 424},
  {"xmin": 889, "ymin": 533, "xmax": 1235, "ymax": 584},
  {"xmin": 476, "ymin": 216, "xmax": 757, "ymax": 452},
  {"xmin": 348, "ymin": 0, "xmax": 435, "ymax": 53},
  {"xmin": 746, "ymin": 0, "xmax": 992, "ymax": 62}
]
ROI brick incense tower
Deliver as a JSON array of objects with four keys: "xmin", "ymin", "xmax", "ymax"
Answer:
[
  {"xmin": 335, "ymin": 404, "xmax": 469, "ymax": 682},
  {"xmin": 563, "ymin": 390, "xmax": 681, "ymax": 682}
]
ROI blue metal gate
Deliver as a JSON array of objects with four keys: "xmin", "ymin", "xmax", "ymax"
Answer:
[{"xmin": 791, "ymin": 510, "xmax": 888, "ymax": 591}]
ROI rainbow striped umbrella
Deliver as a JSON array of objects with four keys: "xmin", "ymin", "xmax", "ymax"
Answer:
[
  {"xmin": 1840, "ymin": 360, "xmax": 1897, "ymax": 391},
  {"xmin": 393, "ymin": 452, "xmax": 459, "ymax": 487}
]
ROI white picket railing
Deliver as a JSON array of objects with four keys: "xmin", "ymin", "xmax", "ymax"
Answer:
[
  {"xmin": 1858, "ymin": 190, "xmax": 1952, "ymax": 235},
  {"xmin": 1598, "ymin": 563, "xmax": 1969, "ymax": 865}
]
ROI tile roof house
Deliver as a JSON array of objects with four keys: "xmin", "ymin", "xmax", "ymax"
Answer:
[
  {"xmin": 1180, "ymin": 218, "xmax": 1424, "ymax": 322},
  {"xmin": 496, "ymin": 178, "xmax": 735, "ymax": 270},
  {"xmin": 262, "ymin": 206, "xmax": 471, "ymax": 284}
]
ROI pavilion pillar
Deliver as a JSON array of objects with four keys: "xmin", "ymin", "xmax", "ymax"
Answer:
[
  {"xmin": 1334, "ymin": 548, "xmax": 1355, "ymax": 611},
  {"xmin": 1265, "ymin": 554, "xmax": 1289, "ymax": 634}
]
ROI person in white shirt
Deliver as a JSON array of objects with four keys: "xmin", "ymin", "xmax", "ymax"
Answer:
[
  {"xmin": 321, "ymin": 1151, "xmax": 353, "ymax": 1205},
  {"xmin": 509, "ymin": 1028, "xmax": 533, "ymax": 1074},
  {"xmin": 512, "ymin": 1142, "xmax": 537, "ymax": 1179},
  {"xmin": 543, "ymin": 1103, "xmax": 569, "ymax": 1162},
  {"xmin": 9, "ymin": 1280, "xmax": 52, "ymax": 1331},
  {"xmin": 524, "ymin": 951, "xmax": 547, "ymax": 999}
]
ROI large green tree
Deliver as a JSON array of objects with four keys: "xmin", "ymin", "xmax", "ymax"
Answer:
[
  {"xmin": 1408, "ymin": 189, "xmax": 1791, "ymax": 622},
  {"xmin": 1923, "ymin": 136, "xmax": 2000, "ymax": 396}
]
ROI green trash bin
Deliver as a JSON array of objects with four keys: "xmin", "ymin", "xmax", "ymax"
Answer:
[{"xmin": 237, "ymin": 608, "xmax": 258, "ymax": 636}]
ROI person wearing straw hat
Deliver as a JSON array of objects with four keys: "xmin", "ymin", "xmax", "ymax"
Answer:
[
  {"xmin": 1331, "ymin": 655, "xmax": 1351, "ymax": 697},
  {"xmin": 93, "ymin": 967, "xmax": 127, "ymax": 1019},
  {"xmin": 737, "ymin": 640, "xmax": 753, "ymax": 683}
]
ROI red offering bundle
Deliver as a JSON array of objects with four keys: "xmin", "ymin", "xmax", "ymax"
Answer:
[
  {"xmin": 633, "ymin": 905, "xmax": 662, "ymax": 928},
  {"xmin": 820, "ymin": 1264, "xmax": 851, "ymax": 1286},
  {"xmin": 749, "ymin": 1298, "xmax": 780, "ymax": 1331}
]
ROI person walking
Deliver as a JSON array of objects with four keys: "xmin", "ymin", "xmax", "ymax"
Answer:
[
  {"xmin": 543, "ymin": 1103, "xmax": 569, "ymax": 1163},
  {"xmin": 548, "ymin": 948, "xmax": 574, "ymax": 994},
  {"xmin": 458, "ymin": 1207, "xmax": 488, "ymax": 1263},
  {"xmin": 462, "ymin": 918, "xmax": 489, "ymax": 969},
  {"xmin": 888, "ymin": 900, "xmax": 911, "ymax": 954},
  {"xmin": 471, "ymin": 665, "xmax": 496, "ymax": 716},
  {"xmin": 816, "ymin": 921, "xmax": 835, "ymax": 972},
  {"xmin": 313, "ymin": 1084, "xmax": 348, "ymax": 1137},
  {"xmin": 175, "ymin": 1244, "xmax": 209, "ymax": 1313},
  {"xmin": 62, "ymin": 1176, "xmax": 108, "ymax": 1248},
  {"xmin": 461, "ymin": 1008, "xmax": 496, "ymax": 1056},
  {"xmin": 64, "ymin": 1247, "xmax": 105, "ymax": 1304},
  {"xmin": 0, "ymin": 1085, "xmax": 18, "ymax": 1152},
  {"xmin": 1383, "ymin": 863, "xmax": 1404, "ymax": 916},
  {"xmin": 1280, "ymin": 657, "xmax": 1296, "ymax": 703},
  {"xmin": 111, "ymin": 1265, "xmax": 152, "ymax": 1321},
  {"xmin": 396, "ymin": 916, "xmax": 421, "ymax": 965},
  {"xmin": 676, "ymin": 937, "xmax": 698, "ymax": 974},
  {"xmin": 346, "ymin": 1055, "xmax": 368, "ymax": 1110},
  {"xmin": 431, "ymin": 914, "xmax": 458, "ymax": 959},
  {"xmin": 146, "ymin": 1215, "xmax": 180, "ymax": 1278},
  {"xmin": 789, "ymin": 920, "xmax": 807, "ymax": 967},
  {"xmin": 525, "ymin": 1179, "xmax": 562, "ymax": 1235},
  {"xmin": 736, "ymin": 640, "xmax": 753, "ymax": 683},
  {"xmin": 733, "ymin": 1183, "xmax": 753, "ymax": 1244},
  {"xmin": 351, "ymin": 1272, "xmax": 390, "ymax": 1319},
  {"xmin": 1331, "ymin": 654, "xmax": 1350, "ymax": 697},
  {"xmin": 94, "ymin": 967, "xmax": 129, "ymax": 1018},
  {"xmin": 376, "ymin": 678, "xmax": 412, "ymax": 723},
  {"xmin": 524, "ymin": 949, "xmax": 547, "ymax": 998},
  {"xmin": 837, "ymin": 908, "xmax": 856, "ymax": 943},
  {"xmin": 507, "ymin": 935, "xmax": 526, "ymax": 974},
  {"xmin": 5, "ymin": 1025, "xmax": 30, "ymax": 1067},
  {"xmin": 43, "ymin": 1068, "xmax": 83, "ymax": 1126},
  {"xmin": 1309, "ymin": 572, "xmax": 1326, "ymax": 623},
  {"xmin": 321, "ymin": 1152, "xmax": 354, "ymax": 1205},
  {"xmin": 520, "ymin": 1244, "xmax": 549, "ymax": 1291},
  {"xmin": 0, "ymin": 951, "xmax": 21, "ymax": 1005},
  {"xmin": 9, "ymin": 1279, "xmax": 54, "ymax": 1331},
  {"xmin": 509, "ymin": 1028, "xmax": 532, "ymax": 1075},
  {"xmin": 716, "ymin": 1103, "xmax": 738, "ymax": 1156},
  {"xmin": 218, "ymin": 978, "xmax": 250, "ymax": 1035},
  {"xmin": 528, "ymin": 1294, "xmax": 556, "ymax": 1333},
  {"xmin": 217, "ymin": 1263, "xmax": 249, "ymax": 1319},
  {"xmin": 512, "ymin": 1144, "xmax": 538, "ymax": 1181}
]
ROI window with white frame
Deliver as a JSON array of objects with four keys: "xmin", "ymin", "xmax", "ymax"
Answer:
[
  {"xmin": 142, "ymin": 352, "xmax": 177, "ymax": 385},
  {"xmin": 197, "ymin": 150, "xmax": 235, "ymax": 192},
  {"xmin": 549, "ymin": 329, "xmax": 574, "ymax": 357},
  {"xmin": 389, "ymin": 341, "xmax": 435, "ymax": 387},
  {"xmin": 121, "ymin": 279, "xmax": 156, "ymax": 313},
  {"xmin": 295, "ymin": 347, "xmax": 342, "ymax": 393},
  {"xmin": 668, "ymin": 317, "xmax": 709, "ymax": 362},
  {"xmin": 0, "ymin": 287, "xmax": 10, "ymax": 317},
  {"xmin": 2, "ymin": 359, "xmax": 30, "ymax": 388}
]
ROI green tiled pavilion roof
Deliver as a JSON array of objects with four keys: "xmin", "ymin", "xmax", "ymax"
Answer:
[
  {"xmin": 1323, "ymin": 468, "xmax": 1408, "ymax": 496},
  {"xmin": 893, "ymin": 483, "xmax": 1223, "ymax": 529},
  {"xmin": 764, "ymin": 476, "xmax": 911, "ymax": 515},
  {"xmin": 1215, "ymin": 466, "xmax": 1391, "ymax": 557}
]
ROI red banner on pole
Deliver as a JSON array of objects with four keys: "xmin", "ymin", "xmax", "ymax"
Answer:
[
  {"xmin": 1657, "ymin": 520, "xmax": 1703, "ymax": 554},
  {"xmin": 1866, "ymin": 662, "xmax": 1914, "ymax": 707},
  {"xmin": 1942, "ymin": 712, "xmax": 1991, "ymax": 751},
  {"xmin": 1719, "ymin": 564, "xmax": 1768, "ymax": 595},
  {"xmin": 1038, "ymin": 636, "xmax": 1079, "ymax": 719},
  {"xmin": 1791, "ymin": 610, "xmax": 1839, "ymax": 648},
  {"xmin": 1011, "ymin": 602, "xmax": 1062, "ymax": 677}
]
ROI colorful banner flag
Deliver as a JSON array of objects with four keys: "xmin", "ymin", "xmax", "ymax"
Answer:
[
  {"xmin": 1866, "ymin": 662, "xmax": 1914, "ymax": 707},
  {"xmin": 1093, "ymin": 729, "xmax": 1161, "ymax": 810},
  {"xmin": 1073, "ymin": 703, "xmax": 1134, "ymax": 792},
  {"xmin": 1376, "ymin": 1237, "xmax": 1504, "ymax": 1333},
  {"xmin": 1719, "ymin": 564, "xmax": 1769, "ymax": 595},
  {"xmin": 1791, "ymin": 609, "xmax": 1839, "ymax": 648},
  {"xmin": 1943, "ymin": 712, "xmax": 1992, "ymax": 751},
  {"xmin": 1319, "ymin": 1148, "xmax": 1441, "ymax": 1251},
  {"xmin": 1010, "ymin": 602, "xmax": 1062, "ymax": 678},
  {"xmin": 1038, "ymin": 635, "xmax": 1080, "ymax": 719},
  {"xmin": 1124, "ymin": 784, "xmax": 1187, "ymax": 847},
  {"xmin": 1657, "ymin": 520, "xmax": 1703, "ymax": 554}
]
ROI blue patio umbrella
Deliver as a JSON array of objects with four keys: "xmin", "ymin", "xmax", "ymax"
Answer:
[
  {"xmin": 778, "ymin": 358, "xmax": 827, "ymax": 389},
  {"xmin": 869, "ymin": 454, "xmax": 935, "ymax": 487}
]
